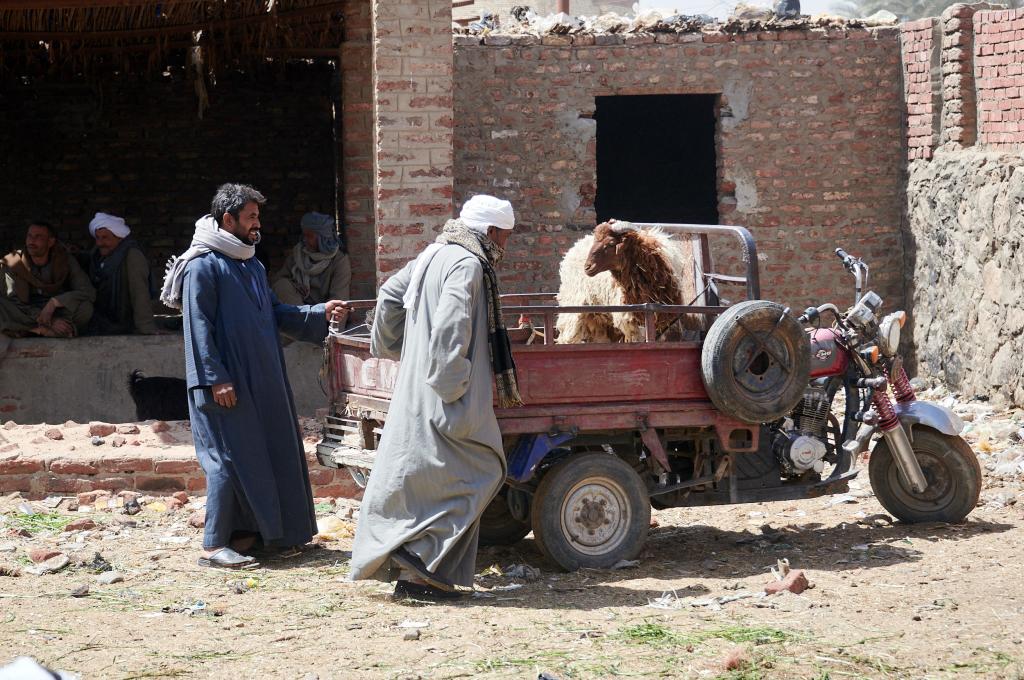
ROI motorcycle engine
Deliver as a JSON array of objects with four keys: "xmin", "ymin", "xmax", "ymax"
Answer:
[{"xmin": 773, "ymin": 386, "xmax": 831, "ymax": 475}]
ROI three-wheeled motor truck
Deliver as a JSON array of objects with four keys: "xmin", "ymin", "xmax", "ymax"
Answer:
[{"xmin": 316, "ymin": 224, "xmax": 981, "ymax": 571}]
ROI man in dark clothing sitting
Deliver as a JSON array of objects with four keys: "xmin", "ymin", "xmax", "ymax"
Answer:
[
  {"xmin": 0, "ymin": 220, "xmax": 95, "ymax": 338},
  {"xmin": 86, "ymin": 212, "xmax": 158, "ymax": 335}
]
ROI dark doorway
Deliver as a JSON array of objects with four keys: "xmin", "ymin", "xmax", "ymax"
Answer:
[{"xmin": 595, "ymin": 94, "xmax": 718, "ymax": 225}]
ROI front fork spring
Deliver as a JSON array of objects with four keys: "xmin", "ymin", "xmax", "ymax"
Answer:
[
  {"xmin": 872, "ymin": 386, "xmax": 900, "ymax": 431},
  {"xmin": 887, "ymin": 363, "xmax": 917, "ymax": 404}
]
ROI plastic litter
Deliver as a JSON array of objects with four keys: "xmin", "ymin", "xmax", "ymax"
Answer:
[{"xmin": 315, "ymin": 516, "xmax": 355, "ymax": 541}]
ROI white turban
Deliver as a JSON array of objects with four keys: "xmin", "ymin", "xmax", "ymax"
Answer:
[
  {"xmin": 459, "ymin": 195, "xmax": 515, "ymax": 233},
  {"xmin": 89, "ymin": 212, "xmax": 130, "ymax": 239}
]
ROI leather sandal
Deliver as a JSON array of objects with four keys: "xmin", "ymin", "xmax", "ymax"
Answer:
[
  {"xmin": 391, "ymin": 546, "xmax": 454, "ymax": 592},
  {"xmin": 197, "ymin": 547, "xmax": 260, "ymax": 570}
]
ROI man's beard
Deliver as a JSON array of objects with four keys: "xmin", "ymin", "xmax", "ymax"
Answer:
[{"xmin": 241, "ymin": 230, "xmax": 261, "ymax": 246}]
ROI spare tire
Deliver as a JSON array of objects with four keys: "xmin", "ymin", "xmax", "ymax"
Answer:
[{"xmin": 701, "ymin": 300, "xmax": 810, "ymax": 424}]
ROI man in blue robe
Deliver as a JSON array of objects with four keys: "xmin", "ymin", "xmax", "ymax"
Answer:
[{"xmin": 160, "ymin": 183, "xmax": 346, "ymax": 569}]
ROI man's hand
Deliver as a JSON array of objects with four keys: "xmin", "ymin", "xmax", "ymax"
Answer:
[
  {"xmin": 325, "ymin": 300, "xmax": 351, "ymax": 327},
  {"xmin": 212, "ymin": 382, "xmax": 237, "ymax": 408},
  {"xmin": 51, "ymin": 318, "xmax": 75, "ymax": 338},
  {"xmin": 36, "ymin": 298, "xmax": 61, "ymax": 327}
]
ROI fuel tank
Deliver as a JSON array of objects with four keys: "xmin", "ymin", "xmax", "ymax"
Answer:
[{"xmin": 808, "ymin": 328, "xmax": 849, "ymax": 378}]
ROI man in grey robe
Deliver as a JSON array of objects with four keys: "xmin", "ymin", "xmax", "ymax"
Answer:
[
  {"xmin": 350, "ymin": 194, "xmax": 521, "ymax": 600},
  {"xmin": 160, "ymin": 183, "xmax": 347, "ymax": 569}
]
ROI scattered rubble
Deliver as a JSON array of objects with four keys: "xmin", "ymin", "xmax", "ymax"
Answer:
[
  {"xmin": 70, "ymin": 583, "xmax": 90, "ymax": 598},
  {"xmin": 88, "ymin": 422, "xmax": 116, "ymax": 438},
  {"xmin": 454, "ymin": 4, "xmax": 896, "ymax": 39},
  {"xmin": 44, "ymin": 428, "xmax": 63, "ymax": 441},
  {"xmin": 28, "ymin": 553, "xmax": 70, "ymax": 575},
  {"xmin": 96, "ymin": 571, "xmax": 124, "ymax": 585},
  {"xmin": 765, "ymin": 569, "xmax": 811, "ymax": 595},
  {"xmin": 28, "ymin": 548, "xmax": 62, "ymax": 563}
]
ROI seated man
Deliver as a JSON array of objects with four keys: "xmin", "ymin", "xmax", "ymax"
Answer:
[
  {"xmin": 0, "ymin": 221, "xmax": 95, "ymax": 338},
  {"xmin": 86, "ymin": 212, "xmax": 158, "ymax": 335},
  {"xmin": 271, "ymin": 211, "xmax": 351, "ymax": 306}
]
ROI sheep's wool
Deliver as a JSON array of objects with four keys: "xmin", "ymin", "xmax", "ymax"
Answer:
[{"xmin": 554, "ymin": 227, "xmax": 706, "ymax": 343}]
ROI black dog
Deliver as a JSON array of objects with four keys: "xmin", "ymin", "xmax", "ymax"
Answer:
[{"xmin": 127, "ymin": 370, "xmax": 189, "ymax": 421}]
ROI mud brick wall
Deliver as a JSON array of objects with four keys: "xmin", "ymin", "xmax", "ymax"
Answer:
[
  {"xmin": 0, "ymin": 64, "xmax": 340, "ymax": 280},
  {"xmin": 975, "ymin": 8, "xmax": 1024, "ymax": 147},
  {"xmin": 452, "ymin": 29, "xmax": 906, "ymax": 312}
]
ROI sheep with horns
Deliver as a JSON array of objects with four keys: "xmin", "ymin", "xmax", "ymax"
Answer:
[{"xmin": 554, "ymin": 220, "xmax": 709, "ymax": 343}]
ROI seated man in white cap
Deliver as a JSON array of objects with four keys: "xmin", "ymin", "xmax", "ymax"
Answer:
[
  {"xmin": 86, "ymin": 212, "xmax": 158, "ymax": 335},
  {"xmin": 270, "ymin": 211, "xmax": 351, "ymax": 307},
  {"xmin": 349, "ymin": 194, "xmax": 521, "ymax": 601},
  {"xmin": 1, "ymin": 220, "xmax": 95, "ymax": 338}
]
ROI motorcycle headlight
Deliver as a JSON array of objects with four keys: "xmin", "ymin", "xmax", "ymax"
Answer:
[{"xmin": 878, "ymin": 311, "xmax": 906, "ymax": 356}]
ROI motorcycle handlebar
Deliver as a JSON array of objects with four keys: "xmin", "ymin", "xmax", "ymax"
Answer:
[{"xmin": 835, "ymin": 248, "xmax": 856, "ymax": 268}]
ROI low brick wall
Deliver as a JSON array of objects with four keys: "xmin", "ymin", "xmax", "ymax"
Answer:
[{"xmin": 0, "ymin": 422, "xmax": 360, "ymax": 500}]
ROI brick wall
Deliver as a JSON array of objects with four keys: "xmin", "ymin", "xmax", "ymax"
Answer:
[
  {"xmin": 371, "ymin": 0, "xmax": 456, "ymax": 281},
  {"xmin": 0, "ymin": 64, "xmax": 338, "ymax": 280},
  {"xmin": 900, "ymin": 4, "xmax": 1024, "ymax": 157},
  {"xmin": 902, "ymin": 18, "xmax": 941, "ymax": 160},
  {"xmin": 975, "ymin": 7, "xmax": 1024, "ymax": 147},
  {"xmin": 940, "ymin": 5, "xmax": 979, "ymax": 148},
  {"xmin": 454, "ymin": 0, "xmax": 633, "ymax": 24},
  {"xmin": 341, "ymin": 0, "xmax": 378, "ymax": 298},
  {"xmin": 453, "ymin": 29, "xmax": 906, "ymax": 312},
  {"xmin": 0, "ymin": 448, "xmax": 361, "ymax": 500}
]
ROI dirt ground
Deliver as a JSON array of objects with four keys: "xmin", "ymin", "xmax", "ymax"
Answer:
[{"xmin": 3, "ymin": 394, "xmax": 1024, "ymax": 679}]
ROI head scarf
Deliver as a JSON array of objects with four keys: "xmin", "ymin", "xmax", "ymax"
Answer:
[
  {"xmin": 300, "ymin": 211, "xmax": 340, "ymax": 254},
  {"xmin": 89, "ymin": 213, "xmax": 131, "ymax": 239},
  {"xmin": 459, "ymin": 195, "xmax": 515, "ymax": 234},
  {"xmin": 401, "ymin": 218, "xmax": 522, "ymax": 408}
]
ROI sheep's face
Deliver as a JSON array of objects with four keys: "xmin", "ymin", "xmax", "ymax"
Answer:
[{"xmin": 584, "ymin": 221, "xmax": 627, "ymax": 277}]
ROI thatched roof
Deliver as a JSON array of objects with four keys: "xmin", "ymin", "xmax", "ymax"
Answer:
[{"xmin": 0, "ymin": 0, "xmax": 347, "ymax": 79}]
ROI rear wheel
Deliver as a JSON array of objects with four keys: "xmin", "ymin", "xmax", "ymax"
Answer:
[
  {"xmin": 479, "ymin": 489, "xmax": 531, "ymax": 546},
  {"xmin": 868, "ymin": 428, "xmax": 981, "ymax": 523},
  {"xmin": 531, "ymin": 453, "xmax": 650, "ymax": 571}
]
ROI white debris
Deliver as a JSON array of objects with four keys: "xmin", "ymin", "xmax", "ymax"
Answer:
[{"xmin": 398, "ymin": 619, "xmax": 430, "ymax": 629}]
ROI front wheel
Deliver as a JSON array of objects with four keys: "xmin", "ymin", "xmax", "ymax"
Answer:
[
  {"xmin": 531, "ymin": 452, "xmax": 650, "ymax": 571},
  {"xmin": 868, "ymin": 428, "xmax": 981, "ymax": 523}
]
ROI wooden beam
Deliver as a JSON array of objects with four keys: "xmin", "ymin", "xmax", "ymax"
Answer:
[
  {"xmin": 0, "ymin": 0, "xmax": 164, "ymax": 7},
  {"xmin": 0, "ymin": 1, "xmax": 347, "ymax": 40}
]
